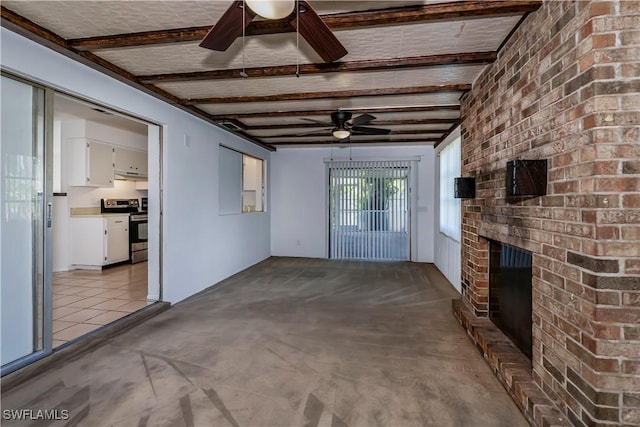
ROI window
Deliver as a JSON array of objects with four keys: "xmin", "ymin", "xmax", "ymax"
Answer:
[
  {"xmin": 242, "ymin": 154, "xmax": 264, "ymax": 213},
  {"xmin": 439, "ymin": 136, "xmax": 461, "ymax": 241},
  {"xmin": 218, "ymin": 146, "xmax": 264, "ymax": 214}
]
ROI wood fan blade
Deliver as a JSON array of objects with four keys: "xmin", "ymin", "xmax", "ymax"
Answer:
[
  {"xmin": 289, "ymin": 1, "xmax": 348, "ymax": 63},
  {"xmin": 200, "ymin": 1, "xmax": 255, "ymax": 51},
  {"xmin": 352, "ymin": 126, "xmax": 391, "ymax": 135},
  {"xmin": 348, "ymin": 114, "xmax": 376, "ymax": 126}
]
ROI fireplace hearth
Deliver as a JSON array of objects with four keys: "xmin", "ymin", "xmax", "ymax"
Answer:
[{"xmin": 489, "ymin": 241, "xmax": 533, "ymax": 359}]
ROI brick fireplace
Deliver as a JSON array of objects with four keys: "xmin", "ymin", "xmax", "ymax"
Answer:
[
  {"xmin": 451, "ymin": 1, "xmax": 640, "ymax": 426},
  {"xmin": 489, "ymin": 241, "xmax": 534, "ymax": 360}
]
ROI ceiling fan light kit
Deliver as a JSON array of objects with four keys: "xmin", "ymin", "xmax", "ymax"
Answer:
[
  {"xmin": 245, "ymin": 0, "xmax": 295, "ymax": 20},
  {"xmin": 332, "ymin": 128, "xmax": 351, "ymax": 140}
]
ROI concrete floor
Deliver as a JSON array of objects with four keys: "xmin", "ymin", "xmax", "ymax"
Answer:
[{"xmin": 2, "ymin": 257, "xmax": 528, "ymax": 427}]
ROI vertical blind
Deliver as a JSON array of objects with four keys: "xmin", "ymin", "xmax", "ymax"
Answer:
[
  {"xmin": 439, "ymin": 137, "xmax": 461, "ymax": 241},
  {"xmin": 328, "ymin": 160, "xmax": 410, "ymax": 261}
]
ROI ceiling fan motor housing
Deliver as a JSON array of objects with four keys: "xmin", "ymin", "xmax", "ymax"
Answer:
[{"xmin": 331, "ymin": 111, "xmax": 352, "ymax": 126}]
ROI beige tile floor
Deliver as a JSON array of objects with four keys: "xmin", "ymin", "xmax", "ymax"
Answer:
[{"xmin": 52, "ymin": 262, "xmax": 153, "ymax": 347}]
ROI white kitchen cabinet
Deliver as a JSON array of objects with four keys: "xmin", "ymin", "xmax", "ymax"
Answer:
[
  {"xmin": 135, "ymin": 180, "xmax": 149, "ymax": 191},
  {"xmin": 70, "ymin": 215, "xmax": 129, "ymax": 268},
  {"xmin": 105, "ymin": 216, "xmax": 129, "ymax": 264},
  {"xmin": 132, "ymin": 149, "xmax": 148, "ymax": 174},
  {"xmin": 114, "ymin": 146, "xmax": 147, "ymax": 174},
  {"xmin": 113, "ymin": 146, "xmax": 134, "ymax": 171},
  {"xmin": 68, "ymin": 139, "xmax": 114, "ymax": 187}
]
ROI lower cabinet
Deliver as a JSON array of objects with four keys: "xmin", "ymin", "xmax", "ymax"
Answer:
[
  {"xmin": 70, "ymin": 215, "xmax": 129, "ymax": 268},
  {"xmin": 105, "ymin": 216, "xmax": 129, "ymax": 264}
]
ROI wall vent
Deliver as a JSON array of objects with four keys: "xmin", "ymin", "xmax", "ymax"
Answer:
[
  {"xmin": 219, "ymin": 121, "xmax": 242, "ymax": 132},
  {"xmin": 91, "ymin": 107, "xmax": 113, "ymax": 115}
]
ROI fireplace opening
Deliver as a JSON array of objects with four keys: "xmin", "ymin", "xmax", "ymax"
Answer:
[{"xmin": 489, "ymin": 241, "xmax": 533, "ymax": 359}]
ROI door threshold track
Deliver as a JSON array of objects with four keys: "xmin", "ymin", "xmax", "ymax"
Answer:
[{"xmin": 1, "ymin": 301, "xmax": 170, "ymax": 392}]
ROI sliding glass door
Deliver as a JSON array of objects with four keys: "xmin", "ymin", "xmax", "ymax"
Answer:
[
  {"xmin": 1, "ymin": 74, "xmax": 52, "ymax": 373},
  {"xmin": 329, "ymin": 161, "xmax": 410, "ymax": 261}
]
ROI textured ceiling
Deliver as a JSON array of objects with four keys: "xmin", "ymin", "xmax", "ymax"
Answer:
[
  {"xmin": 95, "ymin": 16, "xmax": 518, "ymax": 74},
  {"xmin": 154, "ymin": 65, "xmax": 486, "ymax": 99},
  {"xmin": 1, "ymin": 0, "xmax": 538, "ymax": 149},
  {"xmin": 197, "ymin": 92, "xmax": 466, "ymax": 115},
  {"xmin": 2, "ymin": 1, "xmax": 442, "ymax": 38}
]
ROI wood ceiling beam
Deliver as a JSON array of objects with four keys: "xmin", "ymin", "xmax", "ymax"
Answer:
[
  {"xmin": 272, "ymin": 138, "xmax": 441, "ymax": 146},
  {"xmin": 209, "ymin": 105, "xmax": 460, "ymax": 121},
  {"xmin": 0, "ymin": 6, "xmax": 276, "ymax": 152},
  {"xmin": 67, "ymin": 1, "xmax": 542, "ymax": 51},
  {"xmin": 245, "ymin": 118, "xmax": 458, "ymax": 130},
  {"xmin": 139, "ymin": 51, "xmax": 496, "ymax": 83},
  {"xmin": 185, "ymin": 84, "xmax": 470, "ymax": 105},
  {"xmin": 259, "ymin": 129, "xmax": 449, "ymax": 139}
]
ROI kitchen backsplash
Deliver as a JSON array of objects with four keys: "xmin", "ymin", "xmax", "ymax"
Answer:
[{"xmin": 67, "ymin": 180, "xmax": 145, "ymax": 208}]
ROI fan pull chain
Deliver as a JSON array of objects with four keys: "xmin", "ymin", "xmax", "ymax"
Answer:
[
  {"xmin": 240, "ymin": 1, "xmax": 248, "ymax": 78},
  {"xmin": 295, "ymin": 0, "xmax": 300, "ymax": 78}
]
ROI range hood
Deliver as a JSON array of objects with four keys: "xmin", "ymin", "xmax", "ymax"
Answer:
[{"xmin": 114, "ymin": 169, "xmax": 148, "ymax": 181}]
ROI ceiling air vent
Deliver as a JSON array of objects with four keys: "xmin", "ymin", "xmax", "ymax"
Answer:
[
  {"xmin": 91, "ymin": 107, "xmax": 113, "ymax": 115},
  {"xmin": 219, "ymin": 121, "xmax": 242, "ymax": 132}
]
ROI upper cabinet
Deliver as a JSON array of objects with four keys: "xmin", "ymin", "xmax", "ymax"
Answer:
[
  {"xmin": 68, "ymin": 139, "xmax": 114, "ymax": 187},
  {"xmin": 62, "ymin": 119, "xmax": 148, "ymax": 188},
  {"xmin": 132, "ymin": 150, "xmax": 148, "ymax": 175},
  {"xmin": 114, "ymin": 147, "xmax": 147, "ymax": 175}
]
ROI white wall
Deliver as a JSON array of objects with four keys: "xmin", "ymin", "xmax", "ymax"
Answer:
[
  {"xmin": 434, "ymin": 128, "xmax": 462, "ymax": 292},
  {"xmin": 2, "ymin": 28, "xmax": 271, "ymax": 304},
  {"xmin": 271, "ymin": 145, "xmax": 436, "ymax": 262},
  {"xmin": 435, "ymin": 233, "xmax": 461, "ymax": 291}
]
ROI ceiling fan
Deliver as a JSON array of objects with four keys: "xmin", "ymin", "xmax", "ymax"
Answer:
[
  {"xmin": 199, "ymin": 0, "xmax": 348, "ymax": 63},
  {"xmin": 278, "ymin": 111, "xmax": 392, "ymax": 141}
]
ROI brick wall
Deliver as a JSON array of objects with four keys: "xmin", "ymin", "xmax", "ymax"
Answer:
[{"xmin": 459, "ymin": 1, "xmax": 640, "ymax": 425}]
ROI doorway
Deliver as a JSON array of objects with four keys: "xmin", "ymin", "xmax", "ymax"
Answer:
[
  {"xmin": 51, "ymin": 94, "xmax": 158, "ymax": 347},
  {"xmin": 328, "ymin": 161, "xmax": 411, "ymax": 261},
  {"xmin": 0, "ymin": 72, "xmax": 163, "ymax": 374}
]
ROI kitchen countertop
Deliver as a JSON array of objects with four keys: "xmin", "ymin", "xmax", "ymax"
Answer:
[
  {"xmin": 70, "ymin": 213, "xmax": 130, "ymax": 218},
  {"xmin": 69, "ymin": 207, "xmax": 130, "ymax": 217}
]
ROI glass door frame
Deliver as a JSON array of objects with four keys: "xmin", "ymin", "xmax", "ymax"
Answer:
[{"xmin": 0, "ymin": 71, "xmax": 54, "ymax": 376}]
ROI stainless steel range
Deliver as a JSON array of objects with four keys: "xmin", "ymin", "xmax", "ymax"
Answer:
[
  {"xmin": 130, "ymin": 198, "xmax": 148, "ymax": 264},
  {"xmin": 101, "ymin": 198, "xmax": 148, "ymax": 264}
]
